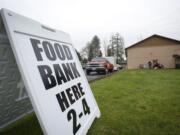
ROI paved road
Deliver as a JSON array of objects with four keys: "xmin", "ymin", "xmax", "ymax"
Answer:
[{"xmin": 84, "ymin": 70, "xmax": 112, "ymax": 81}]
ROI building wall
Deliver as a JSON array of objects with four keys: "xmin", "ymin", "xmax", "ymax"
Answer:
[{"xmin": 127, "ymin": 37, "xmax": 180, "ymax": 69}]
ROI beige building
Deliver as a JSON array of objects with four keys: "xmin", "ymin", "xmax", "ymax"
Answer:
[{"xmin": 125, "ymin": 34, "xmax": 180, "ymax": 69}]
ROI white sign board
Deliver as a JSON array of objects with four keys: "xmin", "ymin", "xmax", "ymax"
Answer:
[{"xmin": 1, "ymin": 9, "xmax": 100, "ymax": 135}]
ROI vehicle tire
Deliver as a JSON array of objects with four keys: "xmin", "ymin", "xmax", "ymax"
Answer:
[
  {"xmin": 104, "ymin": 69, "xmax": 108, "ymax": 75},
  {"xmin": 97, "ymin": 71, "xmax": 100, "ymax": 75},
  {"xmin": 86, "ymin": 70, "xmax": 90, "ymax": 75}
]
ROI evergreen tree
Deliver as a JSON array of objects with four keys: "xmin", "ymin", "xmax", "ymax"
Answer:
[
  {"xmin": 80, "ymin": 35, "xmax": 101, "ymax": 61},
  {"xmin": 91, "ymin": 35, "xmax": 101, "ymax": 57},
  {"xmin": 88, "ymin": 35, "xmax": 101, "ymax": 60}
]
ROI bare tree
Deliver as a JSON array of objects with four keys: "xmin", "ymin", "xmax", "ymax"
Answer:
[{"xmin": 107, "ymin": 33, "xmax": 125, "ymax": 64}]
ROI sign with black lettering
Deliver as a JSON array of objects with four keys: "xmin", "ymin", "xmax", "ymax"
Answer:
[{"xmin": 1, "ymin": 9, "xmax": 100, "ymax": 135}]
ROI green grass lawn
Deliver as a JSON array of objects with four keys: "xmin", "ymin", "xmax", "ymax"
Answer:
[{"xmin": 1, "ymin": 69, "xmax": 180, "ymax": 135}]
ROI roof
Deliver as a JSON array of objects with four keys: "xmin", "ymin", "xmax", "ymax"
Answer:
[{"xmin": 125, "ymin": 34, "xmax": 180, "ymax": 50}]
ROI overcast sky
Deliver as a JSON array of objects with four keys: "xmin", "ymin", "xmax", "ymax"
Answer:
[{"xmin": 0, "ymin": 0, "xmax": 180, "ymax": 51}]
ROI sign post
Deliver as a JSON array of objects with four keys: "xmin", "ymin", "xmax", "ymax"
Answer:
[{"xmin": 1, "ymin": 8, "xmax": 100, "ymax": 135}]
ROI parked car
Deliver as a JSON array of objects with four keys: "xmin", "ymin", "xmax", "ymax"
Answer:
[
  {"xmin": 86, "ymin": 57, "xmax": 114, "ymax": 75},
  {"xmin": 114, "ymin": 64, "xmax": 122, "ymax": 71}
]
